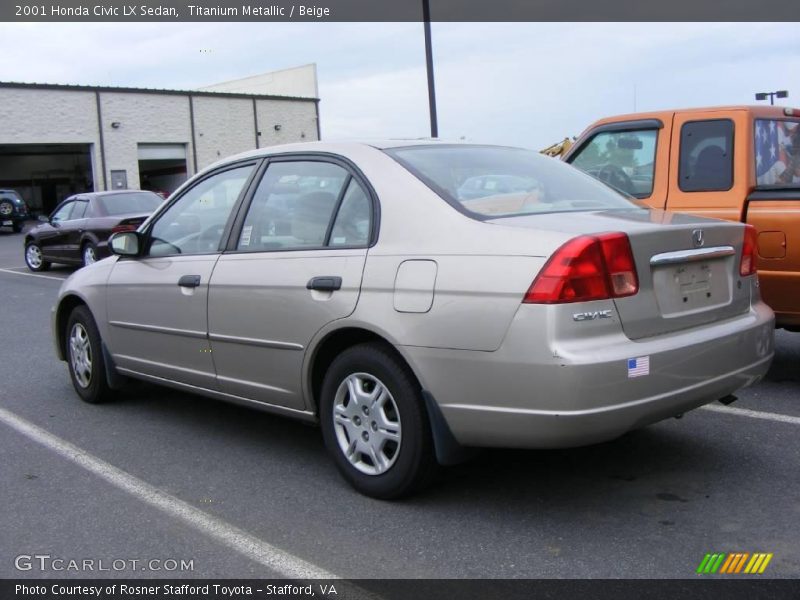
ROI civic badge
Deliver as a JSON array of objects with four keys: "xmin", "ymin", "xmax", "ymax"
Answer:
[{"xmin": 692, "ymin": 229, "xmax": 704, "ymax": 248}]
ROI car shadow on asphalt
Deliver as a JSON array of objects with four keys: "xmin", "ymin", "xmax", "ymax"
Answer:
[
  {"xmin": 765, "ymin": 330, "xmax": 800, "ymax": 383},
  {"xmin": 107, "ymin": 381, "xmax": 750, "ymax": 508}
]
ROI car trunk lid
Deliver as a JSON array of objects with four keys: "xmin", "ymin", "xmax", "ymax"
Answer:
[{"xmin": 488, "ymin": 208, "xmax": 751, "ymax": 339}]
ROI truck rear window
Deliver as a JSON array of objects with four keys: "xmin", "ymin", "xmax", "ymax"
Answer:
[{"xmin": 755, "ymin": 119, "xmax": 800, "ymax": 187}]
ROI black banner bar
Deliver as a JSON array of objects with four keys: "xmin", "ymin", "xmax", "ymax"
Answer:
[
  {"xmin": 4, "ymin": 579, "xmax": 800, "ymax": 600},
  {"xmin": 3, "ymin": 0, "xmax": 800, "ymax": 22}
]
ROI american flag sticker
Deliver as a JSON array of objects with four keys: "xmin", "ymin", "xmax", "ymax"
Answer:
[{"xmin": 627, "ymin": 356, "xmax": 650, "ymax": 378}]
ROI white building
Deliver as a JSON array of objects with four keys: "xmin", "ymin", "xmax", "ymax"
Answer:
[{"xmin": 0, "ymin": 67, "xmax": 320, "ymax": 213}]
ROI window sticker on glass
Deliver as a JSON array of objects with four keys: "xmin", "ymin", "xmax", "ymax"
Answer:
[
  {"xmin": 755, "ymin": 119, "xmax": 800, "ymax": 187},
  {"xmin": 240, "ymin": 225, "xmax": 253, "ymax": 247}
]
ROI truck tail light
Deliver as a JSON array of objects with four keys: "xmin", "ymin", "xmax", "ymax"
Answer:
[
  {"xmin": 740, "ymin": 224, "xmax": 758, "ymax": 277},
  {"xmin": 523, "ymin": 232, "xmax": 639, "ymax": 304}
]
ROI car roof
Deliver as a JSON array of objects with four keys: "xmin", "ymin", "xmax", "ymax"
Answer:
[
  {"xmin": 206, "ymin": 139, "xmax": 519, "ymax": 172},
  {"xmin": 590, "ymin": 105, "xmax": 797, "ymax": 126}
]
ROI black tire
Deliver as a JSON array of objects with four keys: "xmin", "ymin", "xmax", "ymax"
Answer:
[
  {"xmin": 12, "ymin": 222, "xmax": 23, "ymax": 233},
  {"xmin": 0, "ymin": 200, "xmax": 14, "ymax": 221},
  {"xmin": 24, "ymin": 241, "xmax": 51, "ymax": 272},
  {"xmin": 81, "ymin": 241, "xmax": 98, "ymax": 267},
  {"xmin": 319, "ymin": 343, "xmax": 438, "ymax": 499},
  {"xmin": 65, "ymin": 305, "xmax": 114, "ymax": 404}
]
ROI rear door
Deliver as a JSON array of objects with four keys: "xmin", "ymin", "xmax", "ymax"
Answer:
[
  {"xmin": 208, "ymin": 157, "xmax": 374, "ymax": 410},
  {"xmin": 62, "ymin": 198, "xmax": 89, "ymax": 261},
  {"xmin": 664, "ymin": 111, "xmax": 747, "ymax": 222}
]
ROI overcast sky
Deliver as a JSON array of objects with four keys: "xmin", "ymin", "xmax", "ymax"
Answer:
[{"xmin": 1, "ymin": 22, "xmax": 797, "ymax": 149}]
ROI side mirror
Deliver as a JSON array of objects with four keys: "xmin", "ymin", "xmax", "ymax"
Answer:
[
  {"xmin": 109, "ymin": 231, "xmax": 142, "ymax": 257},
  {"xmin": 38, "ymin": 215, "xmax": 50, "ymax": 223}
]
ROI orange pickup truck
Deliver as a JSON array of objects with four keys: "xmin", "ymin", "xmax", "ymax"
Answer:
[{"xmin": 563, "ymin": 105, "xmax": 800, "ymax": 329}]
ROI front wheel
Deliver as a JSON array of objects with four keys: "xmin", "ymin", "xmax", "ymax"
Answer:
[
  {"xmin": 319, "ymin": 343, "xmax": 437, "ymax": 499},
  {"xmin": 25, "ymin": 242, "xmax": 51, "ymax": 272},
  {"xmin": 66, "ymin": 305, "xmax": 113, "ymax": 404}
]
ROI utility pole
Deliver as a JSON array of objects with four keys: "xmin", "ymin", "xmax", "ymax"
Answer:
[{"xmin": 422, "ymin": 0, "xmax": 438, "ymax": 138}]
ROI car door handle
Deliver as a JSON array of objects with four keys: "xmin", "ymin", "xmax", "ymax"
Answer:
[
  {"xmin": 178, "ymin": 275, "xmax": 202, "ymax": 288},
  {"xmin": 306, "ymin": 276, "xmax": 342, "ymax": 292}
]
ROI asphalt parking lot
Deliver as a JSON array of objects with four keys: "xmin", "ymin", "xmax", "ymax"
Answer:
[{"xmin": 1, "ymin": 224, "xmax": 799, "ymax": 580}]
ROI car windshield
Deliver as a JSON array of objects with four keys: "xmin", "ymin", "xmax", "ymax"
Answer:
[
  {"xmin": 97, "ymin": 192, "xmax": 163, "ymax": 216},
  {"xmin": 385, "ymin": 145, "xmax": 642, "ymax": 219}
]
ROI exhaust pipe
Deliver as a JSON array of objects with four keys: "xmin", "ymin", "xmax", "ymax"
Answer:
[{"xmin": 718, "ymin": 394, "xmax": 738, "ymax": 406}]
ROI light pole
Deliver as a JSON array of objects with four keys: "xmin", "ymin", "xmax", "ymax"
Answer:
[
  {"xmin": 422, "ymin": 0, "xmax": 438, "ymax": 138},
  {"xmin": 755, "ymin": 90, "xmax": 788, "ymax": 105}
]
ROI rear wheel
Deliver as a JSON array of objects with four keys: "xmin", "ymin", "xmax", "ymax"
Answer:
[
  {"xmin": 25, "ymin": 242, "xmax": 51, "ymax": 271},
  {"xmin": 66, "ymin": 305, "xmax": 113, "ymax": 404},
  {"xmin": 319, "ymin": 343, "xmax": 437, "ymax": 499},
  {"xmin": 81, "ymin": 242, "xmax": 97, "ymax": 267}
]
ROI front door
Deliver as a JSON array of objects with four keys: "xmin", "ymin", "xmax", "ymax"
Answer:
[
  {"xmin": 208, "ymin": 158, "xmax": 374, "ymax": 410},
  {"xmin": 105, "ymin": 162, "xmax": 258, "ymax": 389}
]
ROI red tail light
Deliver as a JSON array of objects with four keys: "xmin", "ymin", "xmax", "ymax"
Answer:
[
  {"xmin": 739, "ymin": 224, "xmax": 758, "ymax": 277},
  {"xmin": 111, "ymin": 223, "xmax": 139, "ymax": 234},
  {"xmin": 524, "ymin": 232, "xmax": 639, "ymax": 304}
]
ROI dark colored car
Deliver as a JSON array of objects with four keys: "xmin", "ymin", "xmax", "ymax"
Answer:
[
  {"xmin": 24, "ymin": 190, "xmax": 163, "ymax": 271},
  {"xmin": 0, "ymin": 189, "xmax": 30, "ymax": 233}
]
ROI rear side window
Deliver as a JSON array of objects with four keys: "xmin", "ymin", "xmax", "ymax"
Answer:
[
  {"xmin": 386, "ymin": 145, "xmax": 640, "ymax": 219},
  {"xmin": 679, "ymin": 120, "xmax": 734, "ymax": 192},
  {"xmin": 755, "ymin": 119, "xmax": 800, "ymax": 187},
  {"xmin": 97, "ymin": 192, "xmax": 163, "ymax": 216},
  {"xmin": 237, "ymin": 161, "xmax": 361, "ymax": 251},
  {"xmin": 570, "ymin": 129, "xmax": 658, "ymax": 198}
]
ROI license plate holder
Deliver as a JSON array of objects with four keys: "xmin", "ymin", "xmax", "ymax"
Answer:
[{"xmin": 653, "ymin": 259, "xmax": 731, "ymax": 317}]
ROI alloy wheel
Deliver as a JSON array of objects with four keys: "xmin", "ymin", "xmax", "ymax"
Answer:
[
  {"xmin": 69, "ymin": 323, "xmax": 93, "ymax": 388},
  {"xmin": 332, "ymin": 372, "xmax": 402, "ymax": 476},
  {"xmin": 26, "ymin": 244, "xmax": 43, "ymax": 269}
]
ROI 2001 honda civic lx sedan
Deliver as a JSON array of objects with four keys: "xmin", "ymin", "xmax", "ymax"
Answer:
[{"xmin": 51, "ymin": 141, "xmax": 775, "ymax": 498}]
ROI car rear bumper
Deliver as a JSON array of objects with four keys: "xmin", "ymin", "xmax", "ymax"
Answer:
[{"xmin": 403, "ymin": 301, "xmax": 775, "ymax": 449}]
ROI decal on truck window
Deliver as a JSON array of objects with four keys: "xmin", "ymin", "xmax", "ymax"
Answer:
[{"xmin": 755, "ymin": 119, "xmax": 800, "ymax": 187}]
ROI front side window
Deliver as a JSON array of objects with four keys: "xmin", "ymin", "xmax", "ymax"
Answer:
[
  {"xmin": 148, "ymin": 164, "xmax": 255, "ymax": 257},
  {"xmin": 679, "ymin": 120, "xmax": 734, "ymax": 192},
  {"xmin": 755, "ymin": 119, "xmax": 800, "ymax": 187},
  {"xmin": 236, "ymin": 161, "xmax": 356, "ymax": 251},
  {"xmin": 570, "ymin": 129, "xmax": 658, "ymax": 198},
  {"xmin": 386, "ymin": 145, "xmax": 640, "ymax": 219},
  {"xmin": 50, "ymin": 201, "xmax": 75, "ymax": 223}
]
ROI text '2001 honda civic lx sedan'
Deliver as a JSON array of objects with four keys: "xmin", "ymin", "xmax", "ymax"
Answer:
[{"xmin": 51, "ymin": 141, "xmax": 775, "ymax": 498}]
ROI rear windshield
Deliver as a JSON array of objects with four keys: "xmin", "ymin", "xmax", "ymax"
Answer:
[
  {"xmin": 97, "ymin": 192, "xmax": 163, "ymax": 216},
  {"xmin": 755, "ymin": 119, "xmax": 800, "ymax": 188},
  {"xmin": 385, "ymin": 145, "xmax": 641, "ymax": 219}
]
